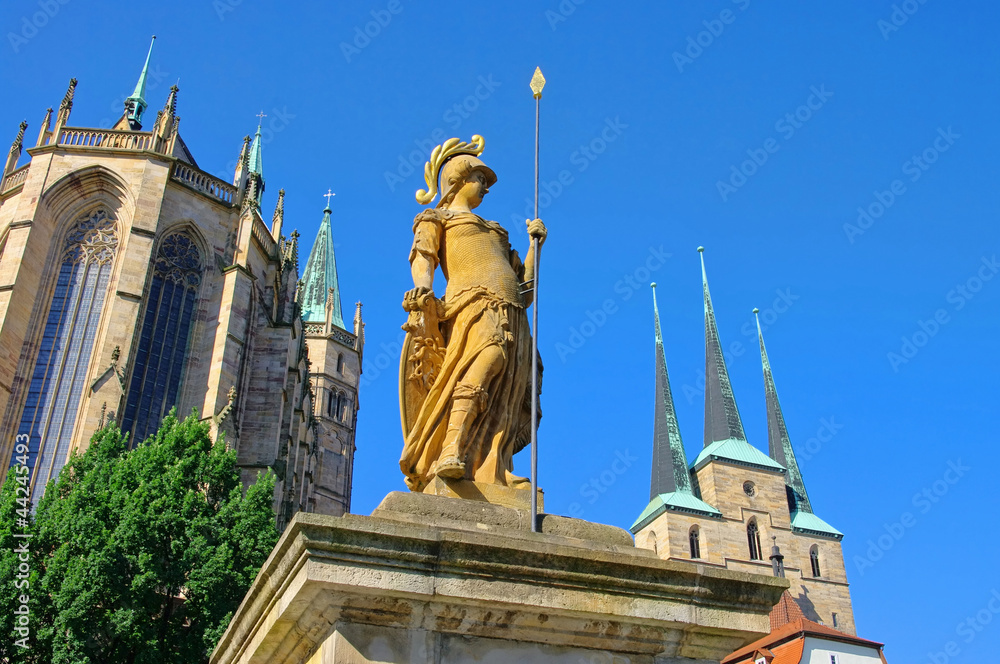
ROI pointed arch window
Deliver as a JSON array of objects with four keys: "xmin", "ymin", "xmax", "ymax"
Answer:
[
  {"xmin": 810, "ymin": 544, "xmax": 821, "ymax": 577},
  {"xmin": 747, "ymin": 519, "xmax": 762, "ymax": 561},
  {"xmin": 121, "ymin": 233, "xmax": 201, "ymax": 445},
  {"xmin": 15, "ymin": 208, "xmax": 118, "ymax": 493},
  {"xmin": 336, "ymin": 353, "xmax": 345, "ymax": 373},
  {"xmin": 325, "ymin": 388, "xmax": 333, "ymax": 417},
  {"xmin": 688, "ymin": 526, "xmax": 701, "ymax": 559}
]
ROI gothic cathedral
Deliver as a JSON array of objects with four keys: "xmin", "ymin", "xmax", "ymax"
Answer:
[{"xmin": 0, "ymin": 41, "xmax": 361, "ymax": 527}]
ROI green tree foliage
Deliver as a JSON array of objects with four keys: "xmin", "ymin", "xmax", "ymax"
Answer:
[{"xmin": 0, "ymin": 411, "xmax": 278, "ymax": 664}]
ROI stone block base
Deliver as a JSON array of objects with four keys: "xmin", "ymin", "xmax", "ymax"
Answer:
[
  {"xmin": 420, "ymin": 476, "xmax": 544, "ymax": 512},
  {"xmin": 210, "ymin": 494, "xmax": 788, "ymax": 664}
]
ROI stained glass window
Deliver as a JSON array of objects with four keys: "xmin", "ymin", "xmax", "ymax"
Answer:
[
  {"xmin": 15, "ymin": 208, "xmax": 118, "ymax": 493},
  {"xmin": 121, "ymin": 233, "xmax": 201, "ymax": 445}
]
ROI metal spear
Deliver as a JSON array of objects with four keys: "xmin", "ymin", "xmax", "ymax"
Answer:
[{"xmin": 529, "ymin": 67, "xmax": 545, "ymax": 533}]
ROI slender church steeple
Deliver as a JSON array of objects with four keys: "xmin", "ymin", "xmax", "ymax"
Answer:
[
  {"xmin": 632, "ymin": 282, "xmax": 721, "ymax": 533},
  {"xmin": 244, "ymin": 114, "xmax": 265, "ymax": 211},
  {"xmin": 300, "ymin": 192, "xmax": 344, "ymax": 329},
  {"xmin": 755, "ymin": 309, "xmax": 812, "ymax": 514},
  {"xmin": 649, "ymin": 283, "xmax": 692, "ymax": 499},
  {"xmin": 125, "ymin": 36, "xmax": 156, "ymax": 130},
  {"xmin": 700, "ymin": 247, "xmax": 747, "ymax": 446}
]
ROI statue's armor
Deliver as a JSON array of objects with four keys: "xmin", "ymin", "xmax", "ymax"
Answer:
[{"xmin": 412, "ymin": 210, "xmax": 523, "ymax": 309}]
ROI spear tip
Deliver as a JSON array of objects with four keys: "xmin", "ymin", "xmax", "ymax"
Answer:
[{"xmin": 530, "ymin": 67, "xmax": 546, "ymax": 99}]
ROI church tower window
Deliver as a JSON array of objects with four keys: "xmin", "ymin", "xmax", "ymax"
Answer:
[
  {"xmin": 688, "ymin": 526, "xmax": 701, "ymax": 559},
  {"xmin": 747, "ymin": 519, "xmax": 762, "ymax": 560},
  {"xmin": 122, "ymin": 233, "xmax": 202, "ymax": 445},
  {"xmin": 16, "ymin": 208, "xmax": 118, "ymax": 492},
  {"xmin": 336, "ymin": 353, "xmax": 345, "ymax": 373},
  {"xmin": 810, "ymin": 544, "xmax": 821, "ymax": 577}
]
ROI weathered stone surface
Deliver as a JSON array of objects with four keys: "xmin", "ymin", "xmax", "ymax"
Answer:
[
  {"xmin": 211, "ymin": 505, "xmax": 788, "ymax": 664},
  {"xmin": 373, "ymin": 491, "xmax": 634, "ymax": 549},
  {"xmin": 420, "ymin": 475, "xmax": 544, "ymax": 511}
]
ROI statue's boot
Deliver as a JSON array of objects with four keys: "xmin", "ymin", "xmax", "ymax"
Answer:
[{"xmin": 436, "ymin": 396, "xmax": 478, "ymax": 479}]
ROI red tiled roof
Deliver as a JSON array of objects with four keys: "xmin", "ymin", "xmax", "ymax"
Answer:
[
  {"xmin": 770, "ymin": 591, "xmax": 805, "ymax": 630},
  {"xmin": 723, "ymin": 619, "xmax": 885, "ymax": 664}
]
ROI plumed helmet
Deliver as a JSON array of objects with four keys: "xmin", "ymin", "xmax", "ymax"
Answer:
[{"xmin": 439, "ymin": 154, "xmax": 497, "ymax": 207}]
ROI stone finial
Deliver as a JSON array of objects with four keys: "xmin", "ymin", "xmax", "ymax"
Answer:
[
  {"xmin": 111, "ymin": 345, "xmax": 121, "ymax": 366},
  {"xmin": 36, "ymin": 108, "xmax": 52, "ymax": 147},
  {"xmin": 9, "ymin": 120, "xmax": 27, "ymax": 155},
  {"xmin": 4, "ymin": 120, "xmax": 27, "ymax": 175},
  {"xmin": 59, "ymin": 78, "xmax": 78, "ymax": 113},
  {"xmin": 227, "ymin": 385, "xmax": 237, "ymax": 403},
  {"xmin": 271, "ymin": 188, "xmax": 285, "ymax": 237}
]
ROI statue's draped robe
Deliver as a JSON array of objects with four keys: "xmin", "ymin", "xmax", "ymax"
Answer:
[{"xmin": 400, "ymin": 209, "xmax": 538, "ymax": 489}]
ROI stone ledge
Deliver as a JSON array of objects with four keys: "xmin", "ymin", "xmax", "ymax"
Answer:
[
  {"xmin": 372, "ymin": 490, "xmax": 635, "ymax": 549},
  {"xmin": 211, "ymin": 507, "xmax": 788, "ymax": 664}
]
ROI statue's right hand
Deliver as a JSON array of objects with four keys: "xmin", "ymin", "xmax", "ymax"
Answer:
[{"xmin": 403, "ymin": 286, "xmax": 433, "ymax": 311}]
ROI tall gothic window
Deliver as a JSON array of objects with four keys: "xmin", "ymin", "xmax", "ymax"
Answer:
[
  {"xmin": 747, "ymin": 519, "xmax": 762, "ymax": 561},
  {"xmin": 688, "ymin": 526, "xmax": 701, "ymax": 559},
  {"xmin": 121, "ymin": 233, "xmax": 201, "ymax": 445},
  {"xmin": 15, "ymin": 208, "xmax": 118, "ymax": 492},
  {"xmin": 810, "ymin": 545, "xmax": 821, "ymax": 577}
]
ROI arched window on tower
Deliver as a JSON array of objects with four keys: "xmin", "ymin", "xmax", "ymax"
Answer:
[
  {"xmin": 326, "ymin": 389, "xmax": 333, "ymax": 417},
  {"xmin": 336, "ymin": 353, "xmax": 345, "ymax": 373},
  {"xmin": 747, "ymin": 519, "xmax": 762, "ymax": 561},
  {"xmin": 16, "ymin": 208, "xmax": 119, "ymax": 493},
  {"xmin": 810, "ymin": 544, "xmax": 821, "ymax": 577},
  {"xmin": 121, "ymin": 233, "xmax": 202, "ymax": 446},
  {"xmin": 689, "ymin": 526, "xmax": 701, "ymax": 559}
]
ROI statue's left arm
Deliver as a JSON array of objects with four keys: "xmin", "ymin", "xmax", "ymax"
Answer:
[{"xmin": 522, "ymin": 218, "xmax": 547, "ymax": 308}]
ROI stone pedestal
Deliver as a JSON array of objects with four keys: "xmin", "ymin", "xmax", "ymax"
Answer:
[
  {"xmin": 420, "ymin": 476, "xmax": 544, "ymax": 512},
  {"xmin": 210, "ymin": 493, "xmax": 787, "ymax": 664}
]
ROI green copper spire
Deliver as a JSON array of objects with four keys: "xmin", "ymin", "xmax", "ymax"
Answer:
[
  {"xmin": 632, "ymin": 283, "xmax": 722, "ymax": 533},
  {"xmin": 300, "ymin": 196, "xmax": 344, "ymax": 328},
  {"xmin": 650, "ymin": 283, "xmax": 693, "ymax": 498},
  {"xmin": 755, "ymin": 309, "xmax": 812, "ymax": 514},
  {"xmin": 248, "ymin": 113, "xmax": 264, "ymax": 178},
  {"xmin": 125, "ymin": 35, "xmax": 156, "ymax": 130},
  {"xmin": 699, "ymin": 247, "xmax": 747, "ymax": 446}
]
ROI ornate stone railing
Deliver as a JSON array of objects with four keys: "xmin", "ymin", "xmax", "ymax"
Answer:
[
  {"xmin": 251, "ymin": 214, "xmax": 277, "ymax": 258},
  {"xmin": 170, "ymin": 162, "xmax": 236, "ymax": 206},
  {"xmin": 0, "ymin": 164, "xmax": 29, "ymax": 194},
  {"xmin": 57, "ymin": 127, "xmax": 154, "ymax": 151}
]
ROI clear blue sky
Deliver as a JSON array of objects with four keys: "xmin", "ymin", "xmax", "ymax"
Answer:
[{"xmin": 3, "ymin": 1, "xmax": 998, "ymax": 659}]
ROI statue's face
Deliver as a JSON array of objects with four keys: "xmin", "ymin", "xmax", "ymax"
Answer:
[{"xmin": 453, "ymin": 170, "xmax": 489, "ymax": 210}]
